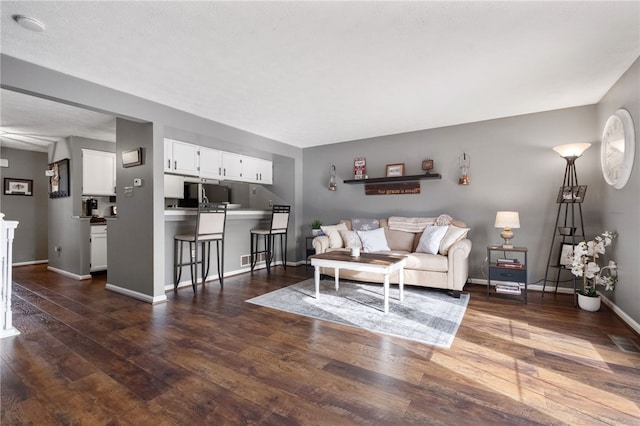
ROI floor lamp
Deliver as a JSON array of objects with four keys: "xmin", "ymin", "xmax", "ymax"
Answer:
[{"xmin": 542, "ymin": 143, "xmax": 590, "ymax": 300}]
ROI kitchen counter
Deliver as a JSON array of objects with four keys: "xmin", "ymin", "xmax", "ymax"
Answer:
[
  {"xmin": 164, "ymin": 208, "xmax": 270, "ymax": 221},
  {"xmin": 164, "ymin": 207, "xmax": 274, "ymax": 289}
]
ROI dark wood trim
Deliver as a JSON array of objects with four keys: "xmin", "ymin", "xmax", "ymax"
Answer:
[{"xmin": 343, "ymin": 173, "xmax": 442, "ymax": 184}]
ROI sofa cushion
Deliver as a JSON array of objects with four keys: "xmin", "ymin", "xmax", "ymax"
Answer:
[
  {"xmin": 384, "ymin": 228, "xmax": 415, "ymax": 252},
  {"xmin": 405, "ymin": 252, "xmax": 449, "ymax": 272},
  {"xmin": 351, "ymin": 218, "xmax": 380, "ymax": 231},
  {"xmin": 339, "ymin": 230, "xmax": 362, "ymax": 249},
  {"xmin": 388, "ymin": 216, "xmax": 435, "ymax": 232},
  {"xmin": 357, "ymin": 228, "xmax": 390, "ymax": 252},
  {"xmin": 439, "ymin": 225, "xmax": 470, "ymax": 255},
  {"xmin": 416, "ymin": 225, "xmax": 448, "ymax": 254},
  {"xmin": 321, "ymin": 223, "xmax": 349, "ymax": 248}
]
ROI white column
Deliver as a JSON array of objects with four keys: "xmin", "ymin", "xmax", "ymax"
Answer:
[{"xmin": 1, "ymin": 213, "xmax": 20, "ymax": 338}]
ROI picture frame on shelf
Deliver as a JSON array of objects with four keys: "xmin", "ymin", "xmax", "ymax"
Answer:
[
  {"xmin": 556, "ymin": 185, "xmax": 587, "ymax": 203},
  {"xmin": 385, "ymin": 163, "xmax": 405, "ymax": 177},
  {"xmin": 4, "ymin": 178, "xmax": 33, "ymax": 196},
  {"xmin": 558, "ymin": 243, "xmax": 575, "ymax": 267}
]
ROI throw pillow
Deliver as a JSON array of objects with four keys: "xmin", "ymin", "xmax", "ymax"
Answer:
[
  {"xmin": 320, "ymin": 223, "xmax": 349, "ymax": 248},
  {"xmin": 416, "ymin": 225, "xmax": 448, "ymax": 254},
  {"xmin": 357, "ymin": 228, "xmax": 390, "ymax": 252},
  {"xmin": 339, "ymin": 230, "xmax": 362, "ymax": 249},
  {"xmin": 435, "ymin": 214, "xmax": 453, "ymax": 226},
  {"xmin": 351, "ymin": 218, "xmax": 380, "ymax": 231},
  {"xmin": 439, "ymin": 226, "xmax": 470, "ymax": 255}
]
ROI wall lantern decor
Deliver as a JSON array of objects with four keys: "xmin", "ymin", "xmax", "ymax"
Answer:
[
  {"xmin": 458, "ymin": 153, "xmax": 470, "ymax": 185},
  {"xmin": 328, "ymin": 165, "xmax": 337, "ymax": 191}
]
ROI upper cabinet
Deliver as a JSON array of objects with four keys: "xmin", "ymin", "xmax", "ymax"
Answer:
[
  {"xmin": 163, "ymin": 138, "xmax": 272, "ymax": 184},
  {"xmin": 221, "ymin": 152, "xmax": 243, "ymax": 180},
  {"xmin": 199, "ymin": 147, "xmax": 223, "ymax": 179},
  {"xmin": 243, "ymin": 156, "xmax": 273, "ymax": 184},
  {"xmin": 170, "ymin": 140, "xmax": 199, "ymax": 176},
  {"xmin": 82, "ymin": 149, "xmax": 116, "ymax": 196}
]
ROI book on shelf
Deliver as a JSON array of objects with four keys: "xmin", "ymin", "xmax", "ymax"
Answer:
[
  {"xmin": 495, "ymin": 283, "xmax": 522, "ymax": 294},
  {"xmin": 497, "ymin": 258, "xmax": 518, "ymax": 263},
  {"xmin": 497, "ymin": 262, "xmax": 524, "ymax": 269},
  {"xmin": 496, "ymin": 286, "xmax": 521, "ymax": 294}
]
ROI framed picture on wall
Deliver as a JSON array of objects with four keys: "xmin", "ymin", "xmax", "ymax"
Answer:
[
  {"xmin": 49, "ymin": 158, "xmax": 70, "ymax": 198},
  {"xmin": 4, "ymin": 178, "xmax": 33, "ymax": 196},
  {"xmin": 385, "ymin": 163, "xmax": 405, "ymax": 177}
]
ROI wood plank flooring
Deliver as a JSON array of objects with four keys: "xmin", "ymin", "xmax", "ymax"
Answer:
[{"xmin": 2, "ymin": 264, "xmax": 639, "ymax": 425}]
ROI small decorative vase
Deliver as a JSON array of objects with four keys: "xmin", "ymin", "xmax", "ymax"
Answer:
[
  {"xmin": 312, "ymin": 229, "xmax": 320, "ymax": 237},
  {"xmin": 578, "ymin": 293, "xmax": 601, "ymax": 312}
]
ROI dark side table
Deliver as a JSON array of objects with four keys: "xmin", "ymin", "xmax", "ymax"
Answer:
[{"xmin": 487, "ymin": 245, "xmax": 528, "ymax": 303}]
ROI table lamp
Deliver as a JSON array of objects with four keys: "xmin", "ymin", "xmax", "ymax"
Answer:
[{"xmin": 495, "ymin": 211, "xmax": 520, "ymax": 248}]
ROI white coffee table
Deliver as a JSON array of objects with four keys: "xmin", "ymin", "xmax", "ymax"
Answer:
[{"xmin": 310, "ymin": 251, "xmax": 407, "ymax": 314}]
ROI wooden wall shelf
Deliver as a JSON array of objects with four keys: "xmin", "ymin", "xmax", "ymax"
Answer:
[{"xmin": 343, "ymin": 173, "xmax": 442, "ymax": 184}]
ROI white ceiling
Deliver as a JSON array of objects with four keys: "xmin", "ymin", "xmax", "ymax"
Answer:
[
  {"xmin": 0, "ymin": 89, "xmax": 116, "ymax": 152},
  {"xmin": 1, "ymin": 1, "xmax": 639, "ymax": 151}
]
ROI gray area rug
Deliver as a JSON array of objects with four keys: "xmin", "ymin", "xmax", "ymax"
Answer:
[{"xmin": 247, "ymin": 278, "xmax": 469, "ymax": 348}]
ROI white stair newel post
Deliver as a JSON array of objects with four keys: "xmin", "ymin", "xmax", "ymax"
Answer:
[{"xmin": 1, "ymin": 213, "xmax": 20, "ymax": 338}]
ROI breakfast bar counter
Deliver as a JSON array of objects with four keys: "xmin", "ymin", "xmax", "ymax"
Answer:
[{"xmin": 164, "ymin": 208, "xmax": 272, "ymax": 290}]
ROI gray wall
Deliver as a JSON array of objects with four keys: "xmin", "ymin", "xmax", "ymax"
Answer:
[
  {"xmin": 48, "ymin": 136, "xmax": 115, "ymax": 276},
  {"xmin": 0, "ymin": 147, "xmax": 48, "ymax": 263},
  {"xmin": 108, "ymin": 119, "xmax": 155, "ymax": 295},
  {"xmin": 303, "ymin": 106, "xmax": 602, "ymax": 288},
  {"xmin": 2, "ymin": 54, "xmax": 303, "ymax": 301},
  {"xmin": 596, "ymin": 57, "xmax": 640, "ymax": 323}
]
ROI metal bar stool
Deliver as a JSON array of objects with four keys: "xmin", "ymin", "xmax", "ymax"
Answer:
[
  {"xmin": 250, "ymin": 205, "xmax": 290, "ymax": 273},
  {"xmin": 174, "ymin": 203, "xmax": 227, "ymax": 292}
]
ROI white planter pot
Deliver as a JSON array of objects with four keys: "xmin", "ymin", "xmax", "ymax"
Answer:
[
  {"xmin": 578, "ymin": 293, "xmax": 601, "ymax": 312},
  {"xmin": 312, "ymin": 229, "xmax": 320, "ymax": 236}
]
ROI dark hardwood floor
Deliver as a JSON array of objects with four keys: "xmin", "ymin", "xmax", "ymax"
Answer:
[{"xmin": 2, "ymin": 264, "xmax": 639, "ymax": 425}]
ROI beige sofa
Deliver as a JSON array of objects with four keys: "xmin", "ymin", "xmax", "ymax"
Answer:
[{"xmin": 312, "ymin": 217, "xmax": 471, "ymax": 296}]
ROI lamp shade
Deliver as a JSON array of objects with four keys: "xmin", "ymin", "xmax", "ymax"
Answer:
[
  {"xmin": 495, "ymin": 211, "xmax": 520, "ymax": 229},
  {"xmin": 552, "ymin": 143, "xmax": 591, "ymax": 159}
]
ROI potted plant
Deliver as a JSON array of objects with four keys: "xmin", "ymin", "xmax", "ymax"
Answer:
[
  {"xmin": 311, "ymin": 219, "xmax": 322, "ymax": 236},
  {"xmin": 570, "ymin": 231, "xmax": 618, "ymax": 311}
]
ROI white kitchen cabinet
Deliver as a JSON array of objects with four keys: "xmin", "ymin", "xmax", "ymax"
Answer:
[
  {"xmin": 221, "ymin": 152, "xmax": 243, "ymax": 180},
  {"xmin": 171, "ymin": 140, "xmax": 200, "ymax": 176},
  {"xmin": 90, "ymin": 225, "xmax": 107, "ymax": 272},
  {"xmin": 164, "ymin": 174, "xmax": 184, "ymax": 199},
  {"xmin": 163, "ymin": 138, "xmax": 272, "ymax": 184},
  {"xmin": 242, "ymin": 157, "xmax": 273, "ymax": 184},
  {"xmin": 82, "ymin": 149, "xmax": 116, "ymax": 196},
  {"xmin": 199, "ymin": 147, "xmax": 223, "ymax": 179},
  {"xmin": 164, "ymin": 138, "xmax": 173, "ymax": 172}
]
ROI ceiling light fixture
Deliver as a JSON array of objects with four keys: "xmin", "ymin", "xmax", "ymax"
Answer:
[{"xmin": 13, "ymin": 15, "xmax": 46, "ymax": 32}]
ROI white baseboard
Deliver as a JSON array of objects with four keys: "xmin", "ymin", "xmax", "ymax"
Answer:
[
  {"xmin": 0, "ymin": 327, "xmax": 20, "ymax": 339},
  {"xmin": 166, "ymin": 260, "xmax": 304, "ymax": 292},
  {"xmin": 467, "ymin": 278, "xmax": 640, "ymax": 334},
  {"xmin": 47, "ymin": 266, "xmax": 91, "ymax": 280},
  {"xmin": 13, "ymin": 259, "xmax": 48, "ymax": 267},
  {"xmin": 601, "ymin": 294, "xmax": 640, "ymax": 335},
  {"xmin": 105, "ymin": 283, "xmax": 167, "ymax": 304},
  {"xmin": 167, "ymin": 265, "xmax": 257, "ymax": 292}
]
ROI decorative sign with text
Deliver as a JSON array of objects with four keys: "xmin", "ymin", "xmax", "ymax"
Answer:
[
  {"xmin": 365, "ymin": 182, "xmax": 421, "ymax": 195},
  {"xmin": 354, "ymin": 157, "xmax": 366, "ymax": 179}
]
